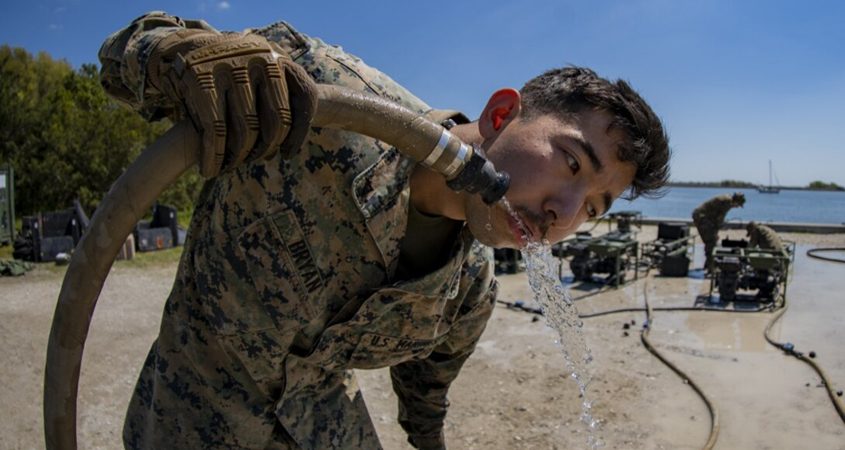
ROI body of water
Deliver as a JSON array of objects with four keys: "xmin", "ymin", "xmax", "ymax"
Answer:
[{"xmin": 609, "ymin": 187, "xmax": 845, "ymax": 225}]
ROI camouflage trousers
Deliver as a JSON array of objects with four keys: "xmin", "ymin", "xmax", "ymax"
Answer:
[{"xmin": 693, "ymin": 216, "xmax": 719, "ymax": 272}]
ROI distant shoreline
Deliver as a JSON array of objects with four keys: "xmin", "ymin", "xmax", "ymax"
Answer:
[
  {"xmin": 632, "ymin": 216, "xmax": 845, "ymax": 233},
  {"xmin": 668, "ymin": 182, "xmax": 845, "ymax": 192}
]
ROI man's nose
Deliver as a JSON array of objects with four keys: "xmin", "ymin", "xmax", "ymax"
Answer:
[{"xmin": 543, "ymin": 193, "xmax": 583, "ymax": 231}]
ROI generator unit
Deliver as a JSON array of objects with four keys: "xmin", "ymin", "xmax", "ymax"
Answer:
[
  {"xmin": 709, "ymin": 238, "xmax": 790, "ymax": 303},
  {"xmin": 13, "ymin": 200, "xmax": 89, "ymax": 262},
  {"xmin": 134, "ymin": 203, "xmax": 181, "ymax": 252},
  {"xmin": 554, "ymin": 211, "xmax": 641, "ymax": 287},
  {"xmin": 607, "ymin": 210, "xmax": 641, "ymax": 235},
  {"xmin": 641, "ymin": 222, "xmax": 695, "ymax": 276}
]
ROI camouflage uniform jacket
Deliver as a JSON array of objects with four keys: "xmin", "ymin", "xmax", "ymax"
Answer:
[
  {"xmin": 101, "ymin": 12, "xmax": 497, "ymax": 449},
  {"xmin": 748, "ymin": 223, "xmax": 785, "ymax": 253},
  {"xmin": 691, "ymin": 194, "xmax": 736, "ymax": 228}
]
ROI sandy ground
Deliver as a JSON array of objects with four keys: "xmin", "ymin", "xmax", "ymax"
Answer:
[{"xmin": 1, "ymin": 226, "xmax": 843, "ymax": 449}]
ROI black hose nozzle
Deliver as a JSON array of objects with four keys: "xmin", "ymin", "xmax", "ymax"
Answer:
[{"xmin": 446, "ymin": 145, "xmax": 510, "ymax": 204}]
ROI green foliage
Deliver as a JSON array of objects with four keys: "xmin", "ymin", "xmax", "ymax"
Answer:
[
  {"xmin": 807, "ymin": 181, "xmax": 844, "ymax": 191},
  {"xmin": 717, "ymin": 180, "xmax": 755, "ymax": 188},
  {"xmin": 0, "ymin": 45, "xmax": 202, "ymax": 217},
  {"xmin": 668, "ymin": 180, "xmax": 756, "ymax": 188}
]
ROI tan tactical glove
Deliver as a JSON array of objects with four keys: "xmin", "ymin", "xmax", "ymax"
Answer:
[{"xmin": 148, "ymin": 29, "xmax": 317, "ymax": 177}]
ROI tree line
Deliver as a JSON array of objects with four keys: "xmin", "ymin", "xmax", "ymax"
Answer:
[
  {"xmin": 807, "ymin": 181, "xmax": 844, "ymax": 191},
  {"xmin": 669, "ymin": 180, "xmax": 844, "ymax": 191},
  {"xmin": 0, "ymin": 45, "xmax": 203, "ymax": 218}
]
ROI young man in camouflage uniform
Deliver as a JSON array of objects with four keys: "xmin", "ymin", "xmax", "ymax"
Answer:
[
  {"xmin": 100, "ymin": 12, "xmax": 670, "ymax": 449},
  {"xmin": 692, "ymin": 192, "xmax": 745, "ymax": 273},
  {"xmin": 746, "ymin": 221, "xmax": 785, "ymax": 254}
]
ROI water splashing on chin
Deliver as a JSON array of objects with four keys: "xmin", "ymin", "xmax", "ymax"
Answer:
[{"xmin": 496, "ymin": 197, "xmax": 603, "ymax": 449}]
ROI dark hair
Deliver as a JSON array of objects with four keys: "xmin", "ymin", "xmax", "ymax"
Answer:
[{"xmin": 520, "ymin": 66, "xmax": 671, "ymax": 199}]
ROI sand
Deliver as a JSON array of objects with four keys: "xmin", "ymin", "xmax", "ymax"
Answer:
[{"xmin": 1, "ymin": 227, "xmax": 843, "ymax": 449}]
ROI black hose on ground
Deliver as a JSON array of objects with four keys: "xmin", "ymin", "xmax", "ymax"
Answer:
[
  {"xmin": 806, "ymin": 247, "xmax": 845, "ymax": 264},
  {"xmin": 497, "ymin": 300, "xmax": 774, "ymax": 318},
  {"xmin": 762, "ymin": 298, "xmax": 845, "ymax": 423},
  {"xmin": 638, "ymin": 280, "xmax": 720, "ymax": 450},
  {"xmin": 500, "ymin": 269, "xmax": 845, "ymax": 433},
  {"xmin": 498, "ymin": 276, "xmax": 722, "ymax": 450},
  {"xmin": 578, "ymin": 303, "xmax": 774, "ymax": 319},
  {"xmin": 501, "ymin": 245, "xmax": 845, "ymax": 441}
]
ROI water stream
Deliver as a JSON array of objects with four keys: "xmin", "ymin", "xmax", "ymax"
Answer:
[{"xmin": 499, "ymin": 198, "xmax": 603, "ymax": 448}]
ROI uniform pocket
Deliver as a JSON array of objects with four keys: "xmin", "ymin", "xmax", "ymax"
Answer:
[{"xmin": 217, "ymin": 327, "xmax": 295, "ymax": 400}]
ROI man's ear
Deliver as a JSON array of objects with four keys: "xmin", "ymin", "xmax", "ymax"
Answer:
[{"xmin": 478, "ymin": 88, "xmax": 521, "ymax": 139}]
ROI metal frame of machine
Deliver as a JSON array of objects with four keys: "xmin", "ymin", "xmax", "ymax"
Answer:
[
  {"xmin": 641, "ymin": 222, "xmax": 696, "ymax": 277},
  {"xmin": 708, "ymin": 238, "xmax": 794, "ymax": 303},
  {"xmin": 554, "ymin": 211, "xmax": 641, "ymax": 288}
]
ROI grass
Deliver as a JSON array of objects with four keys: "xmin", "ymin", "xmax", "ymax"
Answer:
[
  {"xmin": 117, "ymin": 246, "xmax": 184, "ymax": 268},
  {"xmin": 0, "ymin": 237, "xmax": 184, "ymax": 273},
  {"xmin": 177, "ymin": 209, "xmax": 194, "ymax": 229},
  {"xmin": 0, "ymin": 243, "xmax": 12, "ymax": 259}
]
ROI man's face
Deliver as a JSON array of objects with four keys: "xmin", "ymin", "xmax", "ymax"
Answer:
[{"xmin": 465, "ymin": 109, "xmax": 636, "ymax": 249}]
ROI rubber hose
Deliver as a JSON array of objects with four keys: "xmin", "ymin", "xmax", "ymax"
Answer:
[
  {"xmin": 806, "ymin": 247, "xmax": 845, "ymax": 264},
  {"xmin": 763, "ymin": 299, "xmax": 845, "ymax": 423},
  {"xmin": 44, "ymin": 120, "xmax": 198, "ymax": 450},
  {"xmin": 43, "ymin": 85, "xmax": 485, "ymax": 450},
  {"xmin": 639, "ymin": 281, "xmax": 720, "ymax": 450}
]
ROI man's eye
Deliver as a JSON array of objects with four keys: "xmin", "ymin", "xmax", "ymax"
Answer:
[{"xmin": 565, "ymin": 152, "xmax": 580, "ymax": 172}]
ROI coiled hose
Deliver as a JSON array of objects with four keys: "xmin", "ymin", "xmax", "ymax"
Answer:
[
  {"xmin": 43, "ymin": 84, "xmax": 507, "ymax": 450},
  {"xmin": 806, "ymin": 247, "xmax": 845, "ymax": 264}
]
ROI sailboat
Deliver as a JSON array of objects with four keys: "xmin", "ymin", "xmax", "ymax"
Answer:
[{"xmin": 757, "ymin": 160, "xmax": 780, "ymax": 194}]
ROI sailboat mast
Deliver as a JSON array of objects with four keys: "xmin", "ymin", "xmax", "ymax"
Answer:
[
  {"xmin": 759, "ymin": 159, "xmax": 780, "ymax": 193},
  {"xmin": 769, "ymin": 160, "xmax": 773, "ymax": 187}
]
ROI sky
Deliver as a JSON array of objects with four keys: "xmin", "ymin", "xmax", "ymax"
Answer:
[{"xmin": 1, "ymin": 0, "xmax": 843, "ymax": 187}]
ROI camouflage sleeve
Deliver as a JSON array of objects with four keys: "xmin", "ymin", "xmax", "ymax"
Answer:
[
  {"xmin": 98, "ymin": 11, "xmax": 219, "ymax": 119},
  {"xmin": 748, "ymin": 229, "xmax": 760, "ymax": 248},
  {"xmin": 752, "ymin": 227, "xmax": 785, "ymax": 252},
  {"xmin": 390, "ymin": 258, "xmax": 498, "ymax": 450},
  {"xmin": 764, "ymin": 228, "xmax": 785, "ymax": 253}
]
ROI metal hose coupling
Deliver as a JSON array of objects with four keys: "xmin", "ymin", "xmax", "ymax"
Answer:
[{"xmin": 439, "ymin": 140, "xmax": 510, "ymax": 205}]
